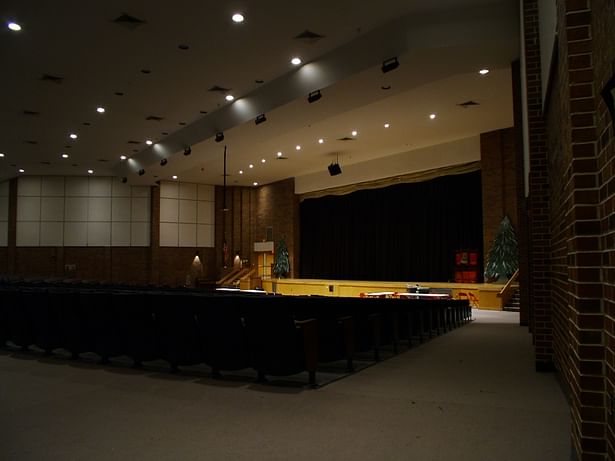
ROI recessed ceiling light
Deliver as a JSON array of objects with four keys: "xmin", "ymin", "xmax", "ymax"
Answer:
[
  {"xmin": 351, "ymin": 131, "xmax": 358, "ymax": 136},
  {"xmin": 479, "ymin": 68, "xmax": 490, "ymax": 75},
  {"xmin": 0, "ymin": 153, "xmax": 5, "ymax": 158},
  {"xmin": 291, "ymin": 57, "xmax": 302, "ymax": 66},
  {"xmin": 261, "ymin": 158, "xmax": 266, "ymax": 163},
  {"xmin": 296, "ymin": 145, "xmax": 301, "ymax": 150},
  {"xmin": 120, "ymin": 155, "xmax": 127, "ymax": 160},
  {"xmin": 69, "ymin": 133, "xmax": 78, "ymax": 139},
  {"xmin": 172, "ymin": 175, "xmax": 178, "ymax": 180},
  {"xmin": 87, "ymin": 169, "xmax": 94, "ymax": 174},
  {"xmin": 8, "ymin": 22, "xmax": 21, "ymax": 31},
  {"xmin": 146, "ymin": 140, "xmax": 153, "ymax": 145},
  {"xmin": 384, "ymin": 123, "xmax": 390, "ymax": 128},
  {"xmin": 429, "ymin": 113, "xmax": 437, "ymax": 120},
  {"xmin": 232, "ymin": 13, "xmax": 244, "ymax": 23},
  {"xmin": 318, "ymin": 138, "xmax": 324, "ymax": 144},
  {"xmin": 239, "ymin": 170, "xmax": 243, "ymax": 174},
  {"xmin": 249, "ymin": 164, "xmax": 254, "ymax": 169},
  {"xmin": 225, "ymin": 94, "xmax": 235, "ymax": 101},
  {"xmin": 61, "ymin": 153, "xmax": 69, "ymax": 159},
  {"xmin": 277, "ymin": 152, "xmax": 283, "ymax": 157},
  {"xmin": 18, "ymin": 168, "xmax": 25, "ymax": 173},
  {"xmin": 253, "ymin": 182, "xmax": 258, "ymax": 186},
  {"xmin": 96, "ymin": 107, "xmax": 105, "ymax": 113}
]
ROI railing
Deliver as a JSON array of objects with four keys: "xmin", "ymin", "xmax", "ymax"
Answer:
[{"xmin": 497, "ymin": 269, "xmax": 519, "ymax": 307}]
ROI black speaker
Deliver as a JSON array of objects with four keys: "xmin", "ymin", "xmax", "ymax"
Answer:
[{"xmin": 328, "ymin": 162, "xmax": 342, "ymax": 176}]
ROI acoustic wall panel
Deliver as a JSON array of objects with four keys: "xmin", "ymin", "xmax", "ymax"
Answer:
[
  {"xmin": 112, "ymin": 179, "xmax": 131, "ymax": 197},
  {"xmin": 88, "ymin": 197, "xmax": 112, "ymax": 222},
  {"xmin": 65, "ymin": 197, "xmax": 88, "ymax": 221},
  {"xmin": 160, "ymin": 182, "xmax": 179, "ymax": 199},
  {"xmin": 64, "ymin": 222, "xmax": 87, "ymax": 246},
  {"xmin": 111, "ymin": 222, "xmax": 131, "ymax": 246},
  {"xmin": 112, "ymin": 197, "xmax": 131, "ymax": 222},
  {"xmin": 160, "ymin": 222, "xmax": 178, "ymax": 247},
  {"xmin": 18, "ymin": 176, "xmax": 42, "ymax": 197},
  {"xmin": 131, "ymin": 222, "xmax": 150, "ymax": 247},
  {"xmin": 89, "ymin": 177, "xmax": 112, "ymax": 197},
  {"xmin": 131, "ymin": 197, "xmax": 150, "ymax": 222},
  {"xmin": 41, "ymin": 177, "xmax": 64, "ymax": 196},
  {"xmin": 0, "ymin": 181, "xmax": 8, "ymax": 246},
  {"xmin": 40, "ymin": 222, "xmax": 63, "ymax": 246},
  {"xmin": 65, "ymin": 177, "xmax": 89, "ymax": 197},
  {"xmin": 160, "ymin": 198, "xmax": 178, "ymax": 222},
  {"xmin": 88, "ymin": 222, "xmax": 111, "ymax": 246},
  {"xmin": 16, "ymin": 222, "xmax": 40, "ymax": 247},
  {"xmin": 17, "ymin": 196, "xmax": 41, "ymax": 221},
  {"xmin": 40, "ymin": 197, "xmax": 64, "ymax": 221},
  {"xmin": 178, "ymin": 223, "xmax": 197, "ymax": 247},
  {"xmin": 179, "ymin": 199, "xmax": 197, "ymax": 224},
  {"xmin": 15, "ymin": 176, "xmax": 151, "ymax": 247},
  {"xmin": 0, "ymin": 224, "xmax": 7, "ymax": 247},
  {"xmin": 179, "ymin": 183, "xmax": 197, "ymax": 200},
  {"xmin": 159, "ymin": 181, "xmax": 215, "ymax": 247}
]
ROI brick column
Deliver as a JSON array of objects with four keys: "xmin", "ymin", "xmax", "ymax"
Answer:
[
  {"xmin": 562, "ymin": 2, "xmax": 606, "ymax": 459},
  {"xmin": 523, "ymin": 0, "xmax": 553, "ymax": 370}
]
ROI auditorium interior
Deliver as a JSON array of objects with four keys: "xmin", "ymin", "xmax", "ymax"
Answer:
[{"xmin": 1, "ymin": 1, "xmax": 614, "ymax": 460}]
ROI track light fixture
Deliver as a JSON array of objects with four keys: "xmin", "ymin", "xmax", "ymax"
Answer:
[
  {"xmin": 183, "ymin": 147, "xmax": 192, "ymax": 156},
  {"xmin": 307, "ymin": 90, "xmax": 322, "ymax": 104},
  {"xmin": 160, "ymin": 158, "xmax": 168, "ymax": 166},
  {"xmin": 381, "ymin": 57, "xmax": 399, "ymax": 73},
  {"xmin": 255, "ymin": 113, "xmax": 267, "ymax": 125},
  {"xmin": 121, "ymin": 177, "xmax": 128, "ymax": 184},
  {"xmin": 138, "ymin": 169, "xmax": 145, "ymax": 176},
  {"xmin": 215, "ymin": 132, "xmax": 224, "ymax": 142}
]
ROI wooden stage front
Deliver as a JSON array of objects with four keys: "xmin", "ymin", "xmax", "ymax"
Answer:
[{"xmin": 260, "ymin": 278, "xmax": 506, "ymax": 310}]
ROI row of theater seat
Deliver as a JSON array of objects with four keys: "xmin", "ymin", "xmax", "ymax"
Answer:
[{"xmin": 0, "ymin": 280, "xmax": 471, "ymax": 387}]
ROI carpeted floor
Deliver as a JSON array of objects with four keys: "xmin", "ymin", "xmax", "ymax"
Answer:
[{"xmin": 0, "ymin": 310, "xmax": 570, "ymax": 460}]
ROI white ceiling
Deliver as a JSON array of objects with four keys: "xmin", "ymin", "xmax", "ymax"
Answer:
[{"xmin": 0, "ymin": 0, "xmax": 520, "ymax": 191}]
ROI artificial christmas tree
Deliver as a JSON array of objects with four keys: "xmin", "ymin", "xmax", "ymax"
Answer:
[
  {"xmin": 272, "ymin": 238, "xmax": 290, "ymax": 278},
  {"xmin": 484, "ymin": 216, "xmax": 519, "ymax": 282}
]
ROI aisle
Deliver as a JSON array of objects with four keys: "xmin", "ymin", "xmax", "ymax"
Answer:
[{"xmin": 0, "ymin": 310, "xmax": 570, "ymax": 461}]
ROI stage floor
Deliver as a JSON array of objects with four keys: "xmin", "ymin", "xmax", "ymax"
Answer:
[{"xmin": 260, "ymin": 278, "xmax": 506, "ymax": 310}]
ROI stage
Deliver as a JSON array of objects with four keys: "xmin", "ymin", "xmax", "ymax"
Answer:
[{"xmin": 260, "ymin": 278, "xmax": 506, "ymax": 310}]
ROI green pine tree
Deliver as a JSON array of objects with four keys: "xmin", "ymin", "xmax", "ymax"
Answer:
[
  {"xmin": 273, "ymin": 238, "xmax": 290, "ymax": 278},
  {"xmin": 485, "ymin": 216, "xmax": 519, "ymax": 282}
]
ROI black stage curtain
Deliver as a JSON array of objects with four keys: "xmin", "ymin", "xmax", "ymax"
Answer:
[{"xmin": 299, "ymin": 170, "xmax": 483, "ymax": 282}]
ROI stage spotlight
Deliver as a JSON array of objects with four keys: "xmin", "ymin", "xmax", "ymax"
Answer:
[
  {"xmin": 160, "ymin": 158, "xmax": 168, "ymax": 166},
  {"xmin": 307, "ymin": 90, "xmax": 322, "ymax": 103},
  {"xmin": 121, "ymin": 177, "xmax": 128, "ymax": 184},
  {"xmin": 215, "ymin": 132, "xmax": 224, "ymax": 142},
  {"xmin": 138, "ymin": 169, "xmax": 145, "ymax": 176},
  {"xmin": 381, "ymin": 57, "xmax": 399, "ymax": 73},
  {"xmin": 328, "ymin": 162, "xmax": 342, "ymax": 176},
  {"xmin": 183, "ymin": 147, "xmax": 192, "ymax": 156},
  {"xmin": 255, "ymin": 113, "xmax": 267, "ymax": 125}
]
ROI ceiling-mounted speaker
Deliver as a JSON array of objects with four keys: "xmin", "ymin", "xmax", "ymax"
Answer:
[
  {"xmin": 328, "ymin": 162, "xmax": 342, "ymax": 176},
  {"xmin": 381, "ymin": 57, "xmax": 399, "ymax": 73}
]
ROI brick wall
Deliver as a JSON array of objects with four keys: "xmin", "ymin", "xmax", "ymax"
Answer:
[
  {"xmin": 480, "ymin": 127, "xmax": 519, "ymax": 269},
  {"xmin": 592, "ymin": 0, "xmax": 615, "ymax": 457},
  {"xmin": 526, "ymin": 0, "xmax": 615, "ymax": 459},
  {"xmin": 215, "ymin": 178, "xmax": 299, "ymax": 278},
  {"xmin": 253, "ymin": 178, "xmax": 300, "ymax": 277},
  {"xmin": 523, "ymin": 0, "xmax": 553, "ymax": 371}
]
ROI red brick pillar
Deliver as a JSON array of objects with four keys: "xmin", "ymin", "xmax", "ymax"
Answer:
[
  {"xmin": 523, "ymin": 0, "xmax": 553, "ymax": 370},
  {"xmin": 562, "ymin": 2, "xmax": 606, "ymax": 459}
]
